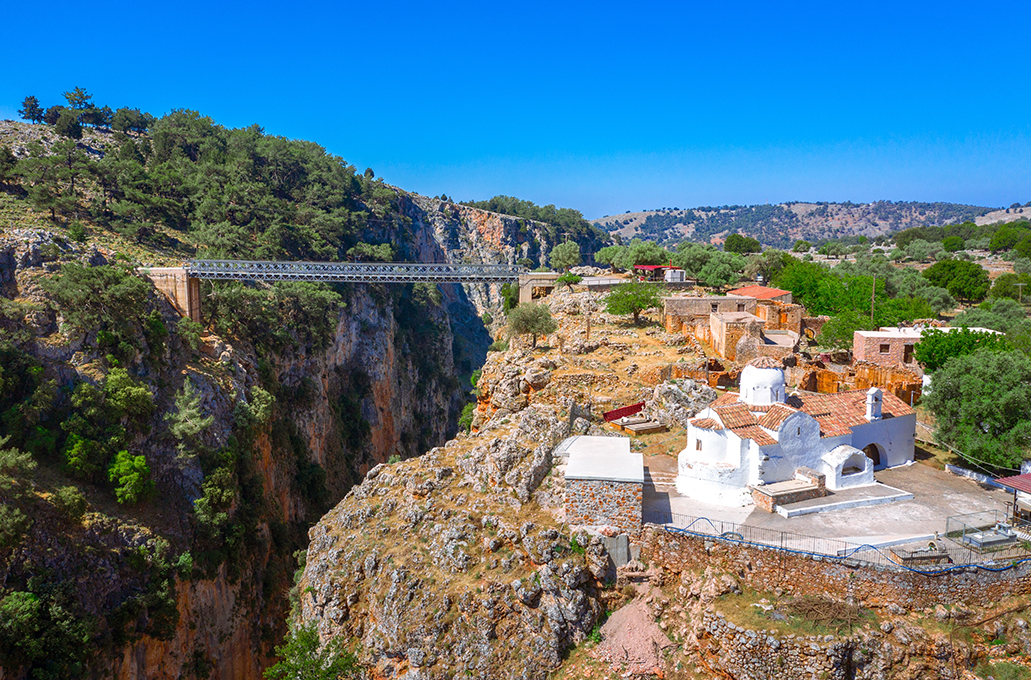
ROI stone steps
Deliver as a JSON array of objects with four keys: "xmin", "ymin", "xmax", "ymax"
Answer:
[{"xmin": 645, "ymin": 469, "xmax": 677, "ymax": 490}]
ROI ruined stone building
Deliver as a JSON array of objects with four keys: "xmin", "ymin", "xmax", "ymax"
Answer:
[
  {"xmin": 676, "ymin": 357, "xmax": 917, "ymax": 507},
  {"xmin": 663, "ymin": 293, "xmax": 804, "ymax": 363},
  {"xmin": 853, "ymin": 325, "xmax": 1003, "ymax": 369}
]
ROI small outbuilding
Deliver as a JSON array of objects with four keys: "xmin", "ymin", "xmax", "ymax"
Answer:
[{"xmin": 560, "ymin": 436, "xmax": 643, "ymax": 534}]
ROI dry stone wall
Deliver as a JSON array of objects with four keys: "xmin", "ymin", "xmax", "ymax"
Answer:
[{"xmin": 565, "ymin": 479, "xmax": 642, "ymax": 534}]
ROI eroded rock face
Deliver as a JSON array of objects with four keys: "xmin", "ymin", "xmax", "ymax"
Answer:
[
  {"xmin": 300, "ymin": 356, "xmax": 608, "ymax": 679},
  {"xmin": 640, "ymin": 379, "xmax": 718, "ymax": 428}
]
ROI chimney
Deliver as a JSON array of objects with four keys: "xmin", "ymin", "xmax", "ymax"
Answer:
[{"xmin": 865, "ymin": 387, "xmax": 883, "ymax": 421}]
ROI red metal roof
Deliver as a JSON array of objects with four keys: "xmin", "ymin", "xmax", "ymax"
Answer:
[
  {"xmin": 634, "ymin": 264, "xmax": 668, "ymax": 271},
  {"xmin": 996, "ymin": 474, "xmax": 1031, "ymax": 494},
  {"xmin": 728, "ymin": 285, "xmax": 791, "ymax": 300}
]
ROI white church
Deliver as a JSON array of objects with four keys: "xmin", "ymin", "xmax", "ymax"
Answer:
[{"xmin": 677, "ymin": 356, "xmax": 917, "ymax": 506}]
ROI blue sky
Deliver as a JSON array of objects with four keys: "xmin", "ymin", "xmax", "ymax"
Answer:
[{"xmin": 3, "ymin": 1, "xmax": 1029, "ymax": 218}]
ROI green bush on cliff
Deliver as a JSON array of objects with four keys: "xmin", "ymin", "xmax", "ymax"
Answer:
[
  {"xmin": 107, "ymin": 450, "xmax": 154, "ymax": 504},
  {"xmin": 264, "ymin": 622, "xmax": 358, "ymax": 680}
]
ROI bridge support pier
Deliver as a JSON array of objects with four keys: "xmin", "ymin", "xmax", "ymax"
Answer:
[
  {"xmin": 518, "ymin": 272, "xmax": 560, "ymax": 304},
  {"xmin": 142, "ymin": 267, "xmax": 201, "ymax": 322}
]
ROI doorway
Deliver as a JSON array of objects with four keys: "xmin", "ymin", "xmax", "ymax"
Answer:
[{"xmin": 862, "ymin": 443, "xmax": 882, "ymax": 467}]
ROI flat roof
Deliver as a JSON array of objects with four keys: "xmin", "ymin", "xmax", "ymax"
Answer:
[
  {"xmin": 728, "ymin": 285, "xmax": 792, "ymax": 299},
  {"xmin": 856, "ymin": 326, "xmax": 1004, "ymax": 339},
  {"xmin": 559, "ymin": 435, "xmax": 643, "ymax": 483}
]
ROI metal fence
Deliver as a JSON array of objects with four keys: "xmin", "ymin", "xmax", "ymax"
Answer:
[
  {"xmin": 186, "ymin": 259, "xmax": 526, "ymax": 283},
  {"xmin": 650, "ymin": 510, "xmax": 1031, "ymax": 575}
]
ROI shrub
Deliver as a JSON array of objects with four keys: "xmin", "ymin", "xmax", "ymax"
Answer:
[
  {"xmin": 176, "ymin": 317, "xmax": 204, "ymax": 351},
  {"xmin": 481, "ymin": 312, "xmax": 493, "ymax": 326},
  {"xmin": 488, "ymin": 339, "xmax": 509, "ymax": 352},
  {"xmin": 52, "ymin": 485, "xmax": 87, "ymax": 520},
  {"xmin": 0, "ymin": 505, "xmax": 31, "ymax": 546},
  {"xmin": 108, "ymin": 450, "xmax": 154, "ymax": 504},
  {"xmin": 67, "ymin": 220, "xmax": 87, "ymax": 242},
  {"xmin": 556, "ymin": 272, "xmax": 583, "ymax": 289},
  {"xmin": 264, "ymin": 622, "xmax": 358, "ymax": 680},
  {"xmin": 458, "ymin": 402, "xmax": 476, "ymax": 432}
]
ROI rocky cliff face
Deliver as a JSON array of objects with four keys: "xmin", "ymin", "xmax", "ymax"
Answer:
[
  {"xmin": 298, "ymin": 346, "xmax": 614, "ymax": 679},
  {"xmin": 0, "ymin": 216, "xmax": 480, "ymax": 679}
]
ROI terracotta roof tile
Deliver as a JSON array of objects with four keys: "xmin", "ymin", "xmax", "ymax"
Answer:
[
  {"xmin": 731, "ymin": 425, "xmax": 777, "ymax": 446},
  {"xmin": 796, "ymin": 389, "xmax": 914, "ymax": 438},
  {"xmin": 690, "ymin": 418, "xmax": 723, "ymax": 430},
  {"xmin": 711, "ymin": 393, "xmax": 742, "ymax": 408},
  {"xmin": 713, "ymin": 403, "xmax": 758, "ymax": 429},
  {"xmin": 758, "ymin": 404, "xmax": 798, "ymax": 430}
]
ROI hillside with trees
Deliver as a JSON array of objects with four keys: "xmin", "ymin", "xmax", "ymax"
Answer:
[{"xmin": 592, "ymin": 201, "xmax": 1021, "ymax": 249}]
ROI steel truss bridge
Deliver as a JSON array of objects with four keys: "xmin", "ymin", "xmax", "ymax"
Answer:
[{"xmin": 186, "ymin": 260, "xmax": 526, "ymax": 284}]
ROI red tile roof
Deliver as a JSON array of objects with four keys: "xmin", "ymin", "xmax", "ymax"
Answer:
[
  {"xmin": 996, "ymin": 474, "xmax": 1031, "ymax": 494},
  {"xmin": 690, "ymin": 418, "xmax": 723, "ymax": 430},
  {"xmin": 797, "ymin": 390, "xmax": 915, "ymax": 438},
  {"xmin": 699, "ymin": 389, "xmax": 914, "ymax": 442},
  {"xmin": 728, "ymin": 285, "xmax": 792, "ymax": 300},
  {"xmin": 758, "ymin": 404, "xmax": 798, "ymax": 430},
  {"xmin": 713, "ymin": 403, "xmax": 758, "ymax": 429},
  {"xmin": 732, "ymin": 425, "xmax": 777, "ymax": 446}
]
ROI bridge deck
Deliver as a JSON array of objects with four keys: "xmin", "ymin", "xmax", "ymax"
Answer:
[{"xmin": 186, "ymin": 260, "xmax": 525, "ymax": 283}]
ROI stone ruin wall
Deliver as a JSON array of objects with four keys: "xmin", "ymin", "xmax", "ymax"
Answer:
[
  {"xmin": 642, "ymin": 527, "xmax": 1031, "ymax": 612},
  {"xmin": 565, "ymin": 479, "xmax": 643, "ymax": 534}
]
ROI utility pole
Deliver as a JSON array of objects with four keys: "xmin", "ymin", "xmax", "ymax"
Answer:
[
  {"xmin": 1017, "ymin": 282, "xmax": 1026, "ymax": 304},
  {"xmin": 871, "ymin": 274, "xmax": 876, "ymax": 324}
]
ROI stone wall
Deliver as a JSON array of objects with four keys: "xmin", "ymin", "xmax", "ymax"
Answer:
[
  {"xmin": 641, "ymin": 527, "xmax": 1031, "ymax": 610},
  {"xmin": 755, "ymin": 300, "xmax": 804, "ymax": 333},
  {"xmin": 853, "ymin": 332, "xmax": 916, "ymax": 368},
  {"xmin": 565, "ymin": 479, "xmax": 642, "ymax": 534}
]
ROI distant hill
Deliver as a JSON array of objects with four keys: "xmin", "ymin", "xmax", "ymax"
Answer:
[{"xmin": 592, "ymin": 201, "xmax": 1031, "ymax": 249}]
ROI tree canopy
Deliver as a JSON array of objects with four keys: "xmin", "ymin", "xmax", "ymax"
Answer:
[
  {"xmin": 924, "ymin": 349, "xmax": 1031, "ymax": 471},
  {"xmin": 549, "ymin": 241, "xmax": 581, "ymax": 272},
  {"xmin": 724, "ymin": 233, "xmax": 761, "ymax": 254},
  {"xmin": 922, "ymin": 260, "xmax": 990, "ymax": 302},
  {"xmin": 506, "ymin": 303, "xmax": 556, "ymax": 348},
  {"xmin": 914, "ymin": 327, "xmax": 1011, "ymax": 372},
  {"xmin": 604, "ymin": 280, "xmax": 661, "ymax": 324}
]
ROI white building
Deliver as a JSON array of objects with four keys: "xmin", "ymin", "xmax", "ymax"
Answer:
[{"xmin": 676, "ymin": 356, "xmax": 917, "ymax": 506}]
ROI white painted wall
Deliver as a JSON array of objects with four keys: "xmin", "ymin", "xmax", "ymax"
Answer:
[{"xmin": 848, "ymin": 413, "xmax": 916, "ymax": 469}]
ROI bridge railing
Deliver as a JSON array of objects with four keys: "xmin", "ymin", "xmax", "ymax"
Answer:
[{"xmin": 185, "ymin": 260, "xmax": 526, "ymax": 283}]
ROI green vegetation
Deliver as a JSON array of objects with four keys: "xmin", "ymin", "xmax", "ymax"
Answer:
[
  {"xmin": 263, "ymin": 622, "xmax": 358, "ymax": 680},
  {"xmin": 924, "ymin": 350, "xmax": 1031, "ymax": 470},
  {"xmin": 506, "ymin": 303, "xmax": 557, "ymax": 348},
  {"xmin": 914, "ymin": 328, "xmax": 1011, "ymax": 372},
  {"xmin": 165, "ymin": 377, "xmax": 214, "ymax": 462},
  {"xmin": 772, "ymin": 255, "xmax": 952, "ymax": 348},
  {"xmin": 604, "ymin": 280, "xmax": 661, "ymax": 324},
  {"xmin": 556, "ymin": 272, "xmax": 582, "ymax": 289},
  {"xmin": 549, "ymin": 241, "xmax": 581, "ymax": 271},
  {"xmin": 922, "ymin": 259, "xmax": 991, "ymax": 302},
  {"xmin": 458, "ymin": 402, "xmax": 476, "ymax": 432},
  {"xmin": 724, "ymin": 233, "xmax": 761, "ymax": 254}
]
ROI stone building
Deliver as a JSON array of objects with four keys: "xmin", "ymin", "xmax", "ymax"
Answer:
[
  {"xmin": 853, "ymin": 325, "xmax": 1003, "ymax": 368},
  {"xmin": 676, "ymin": 357, "xmax": 916, "ymax": 507},
  {"xmin": 663, "ymin": 295, "xmax": 800, "ymax": 363},
  {"xmin": 561, "ymin": 436, "xmax": 643, "ymax": 533}
]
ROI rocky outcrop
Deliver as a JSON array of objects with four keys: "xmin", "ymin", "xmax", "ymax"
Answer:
[{"xmin": 299, "ymin": 320, "xmax": 631, "ymax": 678}]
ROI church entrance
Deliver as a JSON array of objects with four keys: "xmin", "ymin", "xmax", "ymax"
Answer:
[{"xmin": 862, "ymin": 443, "xmax": 882, "ymax": 467}]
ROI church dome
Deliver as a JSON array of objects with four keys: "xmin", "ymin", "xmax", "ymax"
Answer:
[{"xmin": 739, "ymin": 357, "xmax": 786, "ymax": 406}]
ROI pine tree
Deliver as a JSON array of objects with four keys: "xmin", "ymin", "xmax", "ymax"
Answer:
[
  {"xmin": 165, "ymin": 377, "xmax": 214, "ymax": 460},
  {"xmin": 17, "ymin": 96, "xmax": 44, "ymax": 123},
  {"xmin": 62, "ymin": 86, "xmax": 94, "ymax": 111}
]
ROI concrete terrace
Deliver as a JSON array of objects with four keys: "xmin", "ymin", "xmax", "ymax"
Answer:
[{"xmin": 643, "ymin": 455, "xmax": 1010, "ymax": 546}]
